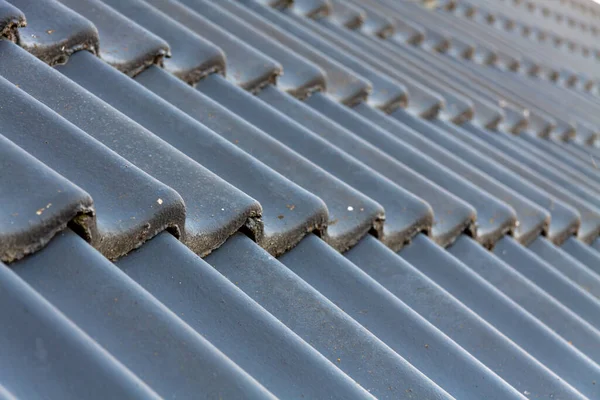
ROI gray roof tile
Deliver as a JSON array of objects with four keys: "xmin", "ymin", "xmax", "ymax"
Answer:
[{"xmin": 4, "ymin": 0, "xmax": 600, "ymax": 397}]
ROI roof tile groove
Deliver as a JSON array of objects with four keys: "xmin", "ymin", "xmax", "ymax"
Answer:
[
  {"xmin": 0, "ymin": 40, "xmax": 262, "ymax": 257},
  {"xmin": 171, "ymin": 0, "xmax": 326, "ymax": 98},
  {"xmin": 4, "ymin": 0, "xmax": 600, "ymax": 397},
  {"xmin": 12, "ymin": 230, "xmax": 278, "ymax": 399},
  {"xmin": 10, "ymin": 0, "xmax": 99, "ymax": 64},
  {"xmin": 135, "ymin": 65, "xmax": 385, "ymax": 252},
  {"xmin": 99, "ymin": 0, "xmax": 227, "ymax": 84},
  {"xmin": 0, "ymin": 70, "xmax": 186, "ymax": 259},
  {"xmin": 57, "ymin": 50, "xmax": 328, "ymax": 256},
  {"xmin": 0, "ymin": 135, "xmax": 94, "ymax": 263},
  {"xmin": 0, "ymin": 258, "xmax": 162, "ymax": 399},
  {"xmin": 57, "ymin": 0, "xmax": 170, "ymax": 76},
  {"xmin": 219, "ymin": 0, "xmax": 372, "ymax": 104}
]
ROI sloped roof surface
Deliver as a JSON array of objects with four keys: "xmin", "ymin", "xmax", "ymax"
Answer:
[{"xmin": 2, "ymin": 0, "xmax": 600, "ymax": 398}]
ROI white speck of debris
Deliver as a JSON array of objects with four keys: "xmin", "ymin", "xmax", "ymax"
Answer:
[
  {"xmin": 221, "ymin": 208, "xmax": 225, "ymax": 211},
  {"xmin": 157, "ymin": 198, "xmax": 163, "ymax": 205},
  {"xmin": 347, "ymin": 206, "xmax": 354, "ymax": 211},
  {"xmin": 46, "ymin": 203, "xmax": 52, "ymax": 209},
  {"xmin": 523, "ymin": 390, "xmax": 531, "ymax": 396}
]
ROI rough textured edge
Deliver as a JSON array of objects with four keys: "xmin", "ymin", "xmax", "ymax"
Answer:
[
  {"xmin": 2, "ymin": 206, "xmax": 94, "ymax": 264},
  {"xmin": 0, "ymin": 9, "xmax": 26, "ymax": 43}
]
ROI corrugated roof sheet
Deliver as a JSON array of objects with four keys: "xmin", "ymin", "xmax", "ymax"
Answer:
[{"xmin": 2, "ymin": 0, "xmax": 600, "ymax": 398}]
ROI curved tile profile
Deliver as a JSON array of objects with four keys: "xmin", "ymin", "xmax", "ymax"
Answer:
[
  {"xmin": 208, "ymin": 233, "xmax": 450, "ymax": 400},
  {"xmin": 280, "ymin": 234, "xmax": 525, "ymax": 400},
  {"xmin": 494, "ymin": 236, "xmax": 600, "ymax": 333},
  {"xmin": 292, "ymin": 0, "xmax": 332, "ymax": 18},
  {"xmin": 175, "ymin": 0, "xmax": 326, "ymax": 98},
  {"xmin": 282, "ymin": 10, "xmax": 409, "ymax": 111},
  {"xmin": 0, "ymin": 41, "xmax": 261, "ymax": 256},
  {"xmin": 136, "ymin": 66, "xmax": 383, "ymax": 252},
  {"xmin": 348, "ymin": 235, "xmax": 586, "ymax": 400},
  {"xmin": 529, "ymin": 236, "xmax": 600, "ymax": 300},
  {"xmin": 301, "ymin": 91, "xmax": 518, "ymax": 245},
  {"xmin": 0, "ymin": 76, "xmax": 185, "ymax": 260},
  {"xmin": 0, "ymin": 135, "xmax": 93, "ymax": 263},
  {"xmin": 118, "ymin": 232, "xmax": 376, "ymax": 400},
  {"xmin": 0, "ymin": 0, "xmax": 25, "ymax": 42},
  {"xmin": 401, "ymin": 234, "xmax": 600, "ymax": 399},
  {"xmin": 316, "ymin": 19, "xmax": 446, "ymax": 119},
  {"xmin": 60, "ymin": 51, "xmax": 328, "ymax": 256},
  {"xmin": 431, "ymin": 119, "xmax": 599, "ymax": 243},
  {"xmin": 100, "ymin": 0, "xmax": 225, "ymax": 83},
  {"xmin": 13, "ymin": 230, "xmax": 277, "ymax": 400},
  {"xmin": 220, "ymin": 0, "xmax": 371, "ymax": 104},
  {"xmin": 561, "ymin": 235, "xmax": 600, "ymax": 273},
  {"xmin": 11, "ymin": 0, "xmax": 98, "ymax": 64},
  {"xmin": 329, "ymin": 0, "xmax": 366, "ymax": 29},
  {"xmin": 199, "ymin": 74, "xmax": 436, "ymax": 249},
  {"xmin": 257, "ymin": 85, "xmax": 476, "ymax": 247},
  {"xmin": 58, "ymin": 0, "xmax": 169, "ymax": 76},
  {"xmin": 142, "ymin": 0, "xmax": 282, "ymax": 91},
  {"xmin": 451, "ymin": 235, "xmax": 600, "ymax": 366},
  {"xmin": 0, "ymin": 260, "xmax": 161, "ymax": 400},
  {"xmin": 380, "ymin": 109, "xmax": 550, "ymax": 245}
]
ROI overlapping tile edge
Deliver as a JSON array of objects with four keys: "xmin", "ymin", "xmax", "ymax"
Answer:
[{"xmin": 2, "ymin": 0, "xmax": 600, "ymax": 399}]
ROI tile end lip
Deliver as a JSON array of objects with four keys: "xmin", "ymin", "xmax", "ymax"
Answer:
[{"xmin": 1, "ymin": 205, "xmax": 95, "ymax": 264}]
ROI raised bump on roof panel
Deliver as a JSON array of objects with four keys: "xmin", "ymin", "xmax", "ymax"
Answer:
[
  {"xmin": 0, "ymin": 75, "xmax": 185, "ymax": 260},
  {"xmin": 208, "ymin": 232, "xmax": 446, "ymax": 400},
  {"xmin": 119, "ymin": 231, "xmax": 394, "ymax": 400},
  {"xmin": 142, "ymin": 0, "xmax": 283, "ymax": 91},
  {"xmin": 100, "ymin": 0, "xmax": 226, "ymax": 83},
  {"xmin": 59, "ymin": 51, "xmax": 328, "ymax": 256},
  {"xmin": 219, "ymin": 0, "xmax": 371, "ymax": 104},
  {"xmin": 58, "ymin": 0, "xmax": 169, "ymax": 76},
  {"xmin": 0, "ymin": 260, "xmax": 162, "ymax": 400},
  {"xmin": 199, "ymin": 73, "xmax": 438, "ymax": 249},
  {"xmin": 0, "ymin": 41, "xmax": 262, "ymax": 257},
  {"xmin": 135, "ymin": 65, "xmax": 384, "ymax": 252},
  {"xmin": 280, "ymin": 234, "xmax": 523, "ymax": 399},
  {"xmin": 400, "ymin": 234, "xmax": 600, "ymax": 399},
  {"xmin": 12, "ymin": 230, "xmax": 278, "ymax": 399},
  {"xmin": 10, "ymin": 0, "xmax": 98, "ymax": 64},
  {"xmin": 0, "ymin": 134, "xmax": 94, "ymax": 263},
  {"xmin": 175, "ymin": 0, "xmax": 326, "ymax": 98},
  {"xmin": 0, "ymin": 0, "xmax": 25, "ymax": 42},
  {"xmin": 348, "ymin": 234, "xmax": 587, "ymax": 400}
]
